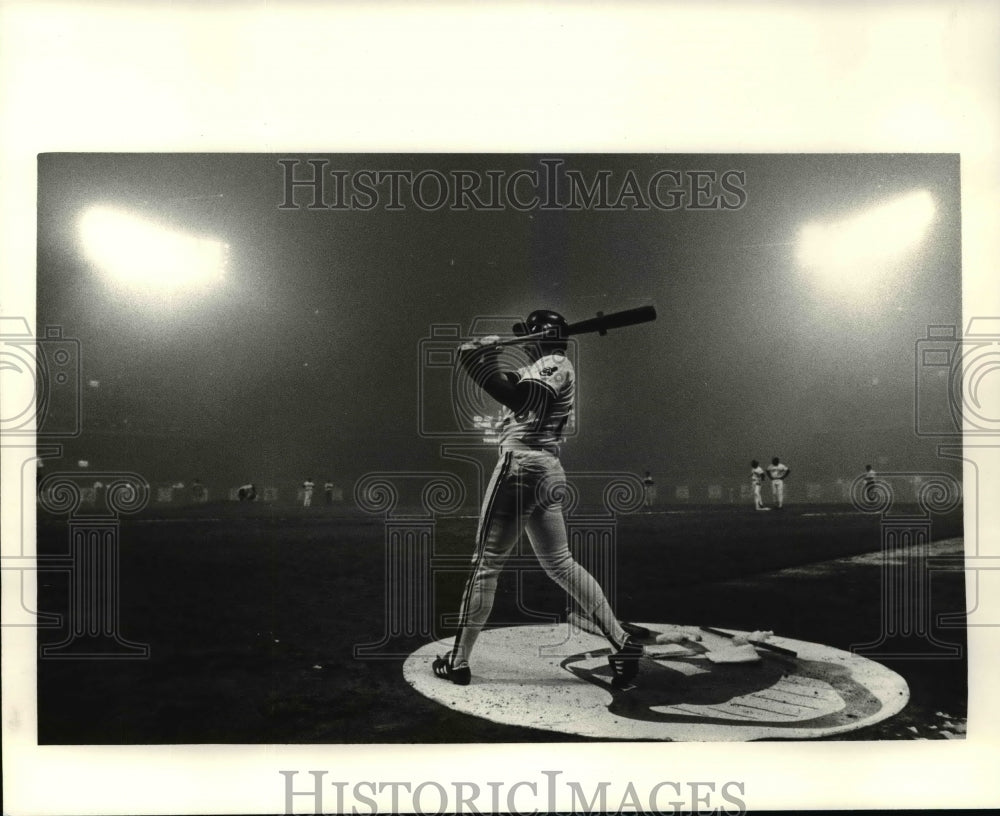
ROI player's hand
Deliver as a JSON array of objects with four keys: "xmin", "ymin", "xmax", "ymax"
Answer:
[
  {"xmin": 458, "ymin": 335, "xmax": 502, "ymax": 352},
  {"xmin": 458, "ymin": 336, "xmax": 502, "ymax": 369},
  {"xmin": 477, "ymin": 335, "xmax": 503, "ymax": 360},
  {"xmin": 461, "ymin": 335, "xmax": 501, "ymax": 348}
]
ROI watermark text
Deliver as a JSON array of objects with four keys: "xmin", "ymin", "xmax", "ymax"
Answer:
[{"xmin": 278, "ymin": 159, "xmax": 748, "ymax": 212}]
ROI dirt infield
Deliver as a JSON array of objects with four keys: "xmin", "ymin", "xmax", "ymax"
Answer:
[{"xmin": 36, "ymin": 503, "xmax": 966, "ymax": 743}]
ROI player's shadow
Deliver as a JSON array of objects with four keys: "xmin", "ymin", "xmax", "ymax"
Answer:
[{"xmin": 560, "ymin": 650, "xmax": 884, "ymax": 727}]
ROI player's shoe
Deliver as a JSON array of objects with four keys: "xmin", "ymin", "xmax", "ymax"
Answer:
[
  {"xmin": 608, "ymin": 636, "xmax": 643, "ymax": 689},
  {"xmin": 568, "ymin": 608, "xmax": 653, "ymax": 642},
  {"xmin": 432, "ymin": 654, "xmax": 471, "ymax": 686},
  {"xmin": 620, "ymin": 621, "xmax": 654, "ymax": 640}
]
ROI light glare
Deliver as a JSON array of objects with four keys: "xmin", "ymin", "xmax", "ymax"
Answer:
[
  {"xmin": 79, "ymin": 206, "xmax": 228, "ymax": 292},
  {"xmin": 797, "ymin": 191, "xmax": 935, "ymax": 294}
]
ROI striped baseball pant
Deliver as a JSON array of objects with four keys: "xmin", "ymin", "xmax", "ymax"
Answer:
[{"xmin": 449, "ymin": 448, "xmax": 627, "ymax": 669}]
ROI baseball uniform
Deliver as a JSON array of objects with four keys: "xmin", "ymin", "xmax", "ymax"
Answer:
[
  {"xmin": 751, "ymin": 462, "xmax": 767, "ymax": 510},
  {"xmin": 863, "ymin": 467, "xmax": 877, "ymax": 500},
  {"xmin": 440, "ymin": 321, "xmax": 637, "ymax": 685},
  {"xmin": 766, "ymin": 459, "xmax": 790, "ymax": 508},
  {"xmin": 642, "ymin": 472, "xmax": 656, "ymax": 508}
]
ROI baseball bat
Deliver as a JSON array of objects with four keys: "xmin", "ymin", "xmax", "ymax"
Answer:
[{"xmin": 495, "ymin": 304, "xmax": 657, "ymax": 346}]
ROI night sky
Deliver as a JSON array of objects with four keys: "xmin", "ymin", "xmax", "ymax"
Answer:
[{"xmin": 36, "ymin": 153, "xmax": 962, "ymax": 492}]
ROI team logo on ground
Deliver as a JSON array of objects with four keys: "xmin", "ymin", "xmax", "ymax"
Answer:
[{"xmin": 403, "ymin": 623, "xmax": 909, "ymax": 741}]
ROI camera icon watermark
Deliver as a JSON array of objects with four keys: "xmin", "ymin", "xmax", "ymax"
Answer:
[
  {"xmin": 0, "ymin": 317, "xmax": 82, "ymax": 438},
  {"xmin": 416, "ymin": 316, "xmax": 578, "ymax": 441},
  {"xmin": 849, "ymin": 470, "xmax": 963, "ymax": 660},
  {"xmin": 913, "ymin": 316, "xmax": 1000, "ymax": 632},
  {"xmin": 915, "ymin": 317, "xmax": 1000, "ymax": 437}
]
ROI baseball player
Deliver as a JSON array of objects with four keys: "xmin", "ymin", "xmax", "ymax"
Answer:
[
  {"xmin": 237, "ymin": 483, "xmax": 257, "ymax": 502},
  {"xmin": 433, "ymin": 309, "xmax": 643, "ymax": 688},
  {"xmin": 750, "ymin": 460, "xmax": 768, "ymax": 511},
  {"xmin": 642, "ymin": 471, "xmax": 656, "ymax": 509},
  {"xmin": 765, "ymin": 457, "xmax": 790, "ymax": 508},
  {"xmin": 302, "ymin": 478, "xmax": 314, "ymax": 507},
  {"xmin": 863, "ymin": 464, "xmax": 877, "ymax": 500},
  {"xmin": 191, "ymin": 478, "xmax": 207, "ymax": 504}
]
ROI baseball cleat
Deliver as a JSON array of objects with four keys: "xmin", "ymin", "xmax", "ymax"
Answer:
[
  {"xmin": 620, "ymin": 621, "xmax": 654, "ymax": 640},
  {"xmin": 568, "ymin": 609, "xmax": 654, "ymax": 643},
  {"xmin": 432, "ymin": 655, "xmax": 471, "ymax": 686},
  {"xmin": 608, "ymin": 636, "xmax": 643, "ymax": 689}
]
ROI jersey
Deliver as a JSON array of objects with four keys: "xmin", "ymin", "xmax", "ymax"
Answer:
[
  {"xmin": 496, "ymin": 352, "xmax": 574, "ymax": 452},
  {"xmin": 766, "ymin": 462, "xmax": 789, "ymax": 480},
  {"xmin": 751, "ymin": 466, "xmax": 765, "ymax": 486}
]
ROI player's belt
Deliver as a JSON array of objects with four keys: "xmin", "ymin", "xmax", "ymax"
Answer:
[{"xmin": 499, "ymin": 441, "xmax": 560, "ymax": 456}]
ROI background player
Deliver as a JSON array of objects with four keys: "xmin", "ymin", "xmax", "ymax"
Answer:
[
  {"xmin": 863, "ymin": 464, "xmax": 877, "ymax": 500},
  {"xmin": 750, "ymin": 460, "xmax": 768, "ymax": 511},
  {"xmin": 302, "ymin": 477, "xmax": 314, "ymax": 507},
  {"xmin": 766, "ymin": 457, "xmax": 790, "ymax": 508},
  {"xmin": 642, "ymin": 470, "xmax": 656, "ymax": 509},
  {"xmin": 433, "ymin": 309, "xmax": 643, "ymax": 689},
  {"xmin": 191, "ymin": 478, "xmax": 207, "ymax": 504}
]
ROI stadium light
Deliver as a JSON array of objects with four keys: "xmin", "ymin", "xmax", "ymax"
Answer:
[
  {"xmin": 797, "ymin": 190, "xmax": 935, "ymax": 293},
  {"xmin": 79, "ymin": 206, "xmax": 228, "ymax": 292}
]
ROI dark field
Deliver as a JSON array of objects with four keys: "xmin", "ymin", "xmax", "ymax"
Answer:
[{"xmin": 36, "ymin": 502, "xmax": 966, "ymax": 744}]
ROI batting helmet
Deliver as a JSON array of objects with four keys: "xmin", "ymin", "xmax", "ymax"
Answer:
[{"xmin": 513, "ymin": 309, "xmax": 569, "ymax": 351}]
